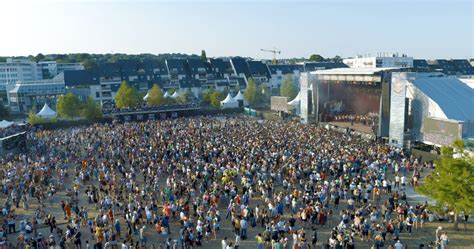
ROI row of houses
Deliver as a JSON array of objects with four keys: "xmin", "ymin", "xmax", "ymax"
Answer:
[
  {"xmin": 6, "ymin": 58, "xmax": 347, "ymax": 113},
  {"xmin": 1, "ymin": 55, "xmax": 473, "ymax": 114},
  {"xmin": 413, "ymin": 59, "xmax": 474, "ymax": 75}
]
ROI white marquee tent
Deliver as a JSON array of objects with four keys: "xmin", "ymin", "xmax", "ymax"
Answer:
[
  {"xmin": 287, "ymin": 91, "xmax": 301, "ymax": 106},
  {"xmin": 233, "ymin": 90, "xmax": 245, "ymax": 107},
  {"xmin": 143, "ymin": 92, "xmax": 149, "ymax": 100},
  {"xmin": 170, "ymin": 91, "xmax": 179, "ymax": 98},
  {"xmin": 220, "ymin": 93, "xmax": 239, "ymax": 109},
  {"xmin": 233, "ymin": 91, "xmax": 244, "ymax": 101},
  {"xmin": 163, "ymin": 91, "xmax": 170, "ymax": 98},
  {"xmin": 406, "ymin": 75, "xmax": 474, "ymax": 121},
  {"xmin": 37, "ymin": 103, "xmax": 57, "ymax": 119},
  {"xmin": 0, "ymin": 120, "xmax": 14, "ymax": 129}
]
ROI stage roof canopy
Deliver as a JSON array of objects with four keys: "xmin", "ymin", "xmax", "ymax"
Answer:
[{"xmin": 409, "ymin": 75, "xmax": 474, "ymax": 121}]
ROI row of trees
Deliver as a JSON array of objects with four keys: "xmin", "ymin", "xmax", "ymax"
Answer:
[
  {"xmin": 115, "ymin": 81, "xmax": 193, "ymax": 109},
  {"xmin": 202, "ymin": 88, "xmax": 227, "ymax": 108},
  {"xmin": 28, "ymin": 93, "xmax": 103, "ymax": 124},
  {"xmin": 243, "ymin": 78, "xmax": 272, "ymax": 106},
  {"xmin": 56, "ymin": 93, "xmax": 103, "ymax": 120},
  {"xmin": 17, "ymin": 53, "xmax": 202, "ymax": 70},
  {"xmin": 308, "ymin": 54, "xmax": 343, "ymax": 63},
  {"xmin": 199, "ymin": 75, "xmax": 298, "ymax": 109}
]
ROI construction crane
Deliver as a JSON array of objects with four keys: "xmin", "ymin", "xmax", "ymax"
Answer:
[{"xmin": 260, "ymin": 48, "xmax": 281, "ymax": 64}]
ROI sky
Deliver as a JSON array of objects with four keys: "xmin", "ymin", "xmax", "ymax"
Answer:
[{"xmin": 0, "ymin": 0, "xmax": 473, "ymax": 60}]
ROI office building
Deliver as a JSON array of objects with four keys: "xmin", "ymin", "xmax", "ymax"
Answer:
[
  {"xmin": 7, "ymin": 74, "xmax": 65, "ymax": 113},
  {"xmin": 0, "ymin": 58, "xmax": 41, "ymax": 104}
]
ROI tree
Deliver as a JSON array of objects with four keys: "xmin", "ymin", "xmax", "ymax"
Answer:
[
  {"xmin": 202, "ymin": 88, "xmax": 215, "ymax": 105},
  {"xmin": 82, "ymin": 59, "xmax": 97, "ymax": 70},
  {"xmin": 0, "ymin": 103, "xmax": 10, "ymax": 119},
  {"xmin": 259, "ymin": 84, "xmax": 270, "ymax": 103},
  {"xmin": 147, "ymin": 84, "xmax": 165, "ymax": 106},
  {"xmin": 244, "ymin": 78, "xmax": 258, "ymax": 106},
  {"xmin": 81, "ymin": 97, "xmax": 102, "ymax": 120},
  {"xmin": 33, "ymin": 53, "xmax": 45, "ymax": 62},
  {"xmin": 309, "ymin": 54, "xmax": 325, "ymax": 62},
  {"xmin": 331, "ymin": 55, "xmax": 342, "ymax": 63},
  {"xmin": 201, "ymin": 50, "xmax": 207, "ymax": 61},
  {"xmin": 168, "ymin": 87, "xmax": 176, "ymax": 95},
  {"xmin": 27, "ymin": 111, "xmax": 56, "ymax": 125},
  {"xmin": 280, "ymin": 74, "xmax": 298, "ymax": 100},
  {"xmin": 115, "ymin": 81, "xmax": 140, "ymax": 108},
  {"xmin": 417, "ymin": 140, "xmax": 474, "ymax": 230},
  {"xmin": 210, "ymin": 91, "xmax": 225, "ymax": 108},
  {"xmin": 57, "ymin": 93, "xmax": 81, "ymax": 118},
  {"xmin": 176, "ymin": 89, "xmax": 193, "ymax": 104}
]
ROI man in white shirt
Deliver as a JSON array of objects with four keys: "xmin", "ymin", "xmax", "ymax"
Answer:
[
  {"xmin": 394, "ymin": 240, "xmax": 403, "ymax": 249},
  {"xmin": 221, "ymin": 237, "xmax": 228, "ymax": 249}
]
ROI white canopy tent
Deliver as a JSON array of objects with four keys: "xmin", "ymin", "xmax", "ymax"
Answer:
[
  {"xmin": 143, "ymin": 92, "xmax": 149, "ymax": 101},
  {"xmin": 170, "ymin": 91, "xmax": 179, "ymax": 99},
  {"xmin": 163, "ymin": 91, "xmax": 170, "ymax": 98},
  {"xmin": 287, "ymin": 91, "xmax": 301, "ymax": 106},
  {"xmin": 37, "ymin": 103, "xmax": 57, "ymax": 119},
  {"xmin": 287, "ymin": 91, "xmax": 301, "ymax": 114},
  {"xmin": 406, "ymin": 75, "xmax": 474, "ymax": 121},
  {"xmin": 220, "ymin": 93, "xmax": 239, "ymax": 109},
  {"xmin": 233, "ymin": 90, "xmax": 245, "ymax": 107},
  {"xmin": 233, "ymin": 91, "xmax": 244, "ymax": 101},
  {"xmin": 0, "ymin": 120, "xmax": 14, "ymax": 129}
]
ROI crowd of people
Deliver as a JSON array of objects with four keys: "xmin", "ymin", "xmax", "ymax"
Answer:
[
  {"xmin": 333, "ymin": 113, "xmax": 378, "ymax": 127},
  {"xmin": 0, "ymin": 115, "xmax": 459, "ymax": 248},
  {"xmin": 102, "ymin": 103, "xmax": 199, "ymax": 115}
]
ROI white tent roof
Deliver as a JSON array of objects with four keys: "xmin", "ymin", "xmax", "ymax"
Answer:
[
  {"xmin": 163, "ymin": 91, "xmax": 170, "ymax": 98},
  {"xmin": 170, "ymin": 91, "xmax": 179, "ymax": 98},
  {"xmin": 233, "ymin": 91, "xmax": 244, "ymax": 101},
  {"xmin": 409, "ymin": 75, "xmax": 474, "ymax": 121},
  {"xmin": 143, "ymin": 92, "xmax": 149, "ymax": 100},
  {"xmin": 0, "ymin": 120, "xmax": 14, "ymax": 129},
  {"xmin": 287, "ymin": 91, "xmax": 301, "ymax": 106},
  {"xmin": 221, "ymin": 93, "xmax": 238, "ymax": 104},
  {"xmin": 37, "ymin": 103, "xmax": 57, "ymax": 119}
]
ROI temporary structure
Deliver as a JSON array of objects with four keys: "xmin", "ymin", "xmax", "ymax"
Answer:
[
  {"xmin": 0, "ymin": 120, "xmax": 14, "ymax": 129},
  {"xmin": 233, "ymin": 91, "xmax": 244, "ymax": 101},
  {"xmin": 143, "ymin": 92, "xmax": 149, "ymax": 101},
  {"xmin": 287, "ymin": 91, "xmax": 301, "ymax": 114},
  {"xmin": 170, "ymin": 91, "xmax": 179, "ymax": 98},
  {"xmin": 37, "ymin": 103, "xmax": 57, "ymax": 119},
  {"xmin": 233, "ymin": 91, "xmax": 245, "ymax": 107},
  {"xmin": 220, "ymin": 93, "xmax": 239, "ymax": 109},
  {"xmin": 163, "ymin": 91, "xmax": 170, "ymax": 98},
  {"xmin": 405, "ymin": 74, "xmax": 474, "ymax": 121},
  {"xmin": 287, "ymin": 91, "xmax": 301, "ymax": 107}
]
